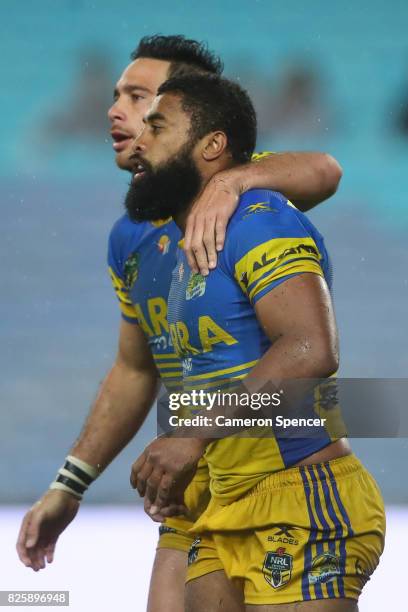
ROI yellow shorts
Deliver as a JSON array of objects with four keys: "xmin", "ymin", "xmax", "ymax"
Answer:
[
  {"xmin": 157, "ymin": 458, "xmax": 212, "ymax": 554},
  {"xmin": 187, "ymin": 455, "xmax": 386, "ymax": 605}
]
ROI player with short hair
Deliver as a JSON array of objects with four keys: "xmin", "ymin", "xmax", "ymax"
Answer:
[
  {"xmin": 128, "ymin": 73, "xmax": 385, "ymax": 611},
  {"xmin": 17, "ymin": 35, "xmax": 343, "ymax": 612}
]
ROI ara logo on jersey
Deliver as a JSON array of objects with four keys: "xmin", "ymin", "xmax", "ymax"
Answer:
[
  {"xmin": 263, "ymin": 548, "xmax": 293, "ymax": 589},
  {"xmin": 186, "ymin": 272, "xmax": 206, "ymax": 300},
  {"xmin": 124, "ymin": 252, "xmax": 139, "ymax": 290},
  {"xmin": 157, "ymin": 234, "xmax": 171, "ymax": 254}
]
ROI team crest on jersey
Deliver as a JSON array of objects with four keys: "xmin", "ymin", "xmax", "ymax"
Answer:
[
  {"xmin": 263, "ymin": 547, "xmax": 293, "ymax": 589},
  {"xmin": 186, "ymin": 273, "xmax": 206, "ymax": 300},
  {"xmin": 124, "ymin": 252, "xmax": 139, "ymax": 290},
  {"xmin": 308, "ymin": 553, "xmax": 341, "ymax": 585},
  {"xmin": 157, "ymin": 234, "xmax": 171, "ymax": 254}
]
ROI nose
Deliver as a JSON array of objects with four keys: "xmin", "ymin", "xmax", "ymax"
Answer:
[
  {"xmin": 132, "ymin": 126, "xmax": 147, "ymax": 154},
  {"xmin": 108, "ymin": 99, "xmax": 126, "ymax": 123}
]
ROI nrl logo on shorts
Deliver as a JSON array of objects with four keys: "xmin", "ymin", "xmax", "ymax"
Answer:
[
  {"xmin": 186, "ymin": 273, "xmax": 206, "ymax": 300},
  {"xmin": 188, "ymin": 537, "xmax": 201, "ymax": 566},
  {"xmin": 124, "ymin": 252, "xmax": 139, "ymax": 290},
  {"xmin": 263, "ymin": 547, "xmax": 293, "ymax": 589},
  {"xmin": 308, "ymin": 552, "xmax": 341, "ymax": 585}
]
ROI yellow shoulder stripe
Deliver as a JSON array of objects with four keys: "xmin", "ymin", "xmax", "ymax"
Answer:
[
  {"xmin": 234, "ymin": 237, "xmax": 322, "ymax": 297},
  {"xmin": 108, "ymin": 266, "xmax": 139, "ymax": 318}
]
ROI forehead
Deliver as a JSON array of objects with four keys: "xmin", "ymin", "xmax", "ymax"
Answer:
[
  {"xmin": 116, "ymin": 58, "xmax": 171, "ymax": 93},
  {"xmin": 150, "ymin": 93, "xmax": 191, "ymax": 128}
]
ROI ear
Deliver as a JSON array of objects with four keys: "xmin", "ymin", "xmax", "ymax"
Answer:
[{"xmin": 201, "ymin": 131, "xmax": 229, "ymax": 162}]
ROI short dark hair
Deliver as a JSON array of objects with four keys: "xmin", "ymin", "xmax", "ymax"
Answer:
[
  {"xmin": 131, "ymin": 34, "xmax": 223, "ymax": 78},
  {"xmin": 157, "ymin": 73, "xmax": 257, "ymax": 164}
]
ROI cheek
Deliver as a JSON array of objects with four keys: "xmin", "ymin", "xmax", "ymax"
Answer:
[
  {"xmin": 116, "ymin": 148, "xmax": 134, "ymax": 170},
  {"xmin": 150, "ymin": 147, "xmax": 174, "ymax": 169},
  {"xmin": 127, "ymin": 102, "xmax": 152, "ymax": 133}
]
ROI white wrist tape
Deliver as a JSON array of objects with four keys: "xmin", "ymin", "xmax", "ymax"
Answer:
[{"xmin": 50, "ymin": 455, "xmax": 100, "ymax": 500}]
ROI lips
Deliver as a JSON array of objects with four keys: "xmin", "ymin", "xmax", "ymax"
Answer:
[
  {"xmin": 111, "ymin": 129, "xmax": 133, "ymax": 152},
  {"xmin": 133, "ymin": 162, "xmax": 147, "ymax": 181}
]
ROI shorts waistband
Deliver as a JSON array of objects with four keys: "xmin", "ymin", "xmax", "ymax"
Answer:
[{"xmin": 246, "ymin": 454, "xmax": 362, "ymax": 497}]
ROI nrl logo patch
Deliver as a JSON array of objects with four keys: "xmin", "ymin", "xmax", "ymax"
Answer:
[
  {"xmin": 308, "ymin": 552, "xmax": 341, "ymax": 585},
  {"xmin": 186, "ymin": 273, "xmax": 206, "ymax": 300},
  {"xmin": 263, "ymin": 547, "xmax": 293, "ymax": 589},
  {"xmin": 188, "ymin": 537, "xmax": 201, "ymax": 566}
]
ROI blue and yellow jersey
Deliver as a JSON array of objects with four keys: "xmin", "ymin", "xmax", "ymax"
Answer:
[
  {"xmin": 108, "ymin": 214, "xmax": 182, "ymax": 386},
  {"xmin": 167, "ymin": 189, "xmax": 339, "ymax": 503},
  {"xmin": 107, "ymin": 152, "xmax": 273, "ymax": 384}
]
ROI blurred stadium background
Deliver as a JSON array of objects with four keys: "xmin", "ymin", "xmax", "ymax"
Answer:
[{"xmin": 1, "ymin": 0, "xmax": 407, "ymax": 609}]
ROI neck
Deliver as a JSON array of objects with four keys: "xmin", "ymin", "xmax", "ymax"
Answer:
[
  {"xmin": 173, "ymin": 158, "xmax": 235, "ymax": 233},
  {"xmin": 172, "ymin": 181, "xmax": 204, "ymax": 233}
]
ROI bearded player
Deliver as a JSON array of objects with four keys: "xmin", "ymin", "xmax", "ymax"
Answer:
[
  {"xmin": 16, "ymin": 35, "xmax": 343, "ymax": 612},
  {"xmin": 128, "ymin": 73, "xmax": 385, "ymax": 610}
]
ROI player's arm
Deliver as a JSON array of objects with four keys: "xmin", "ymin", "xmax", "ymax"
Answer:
[
  {"xmin": 71, "ymin": 319, "xmax": 159, "ymax": 468},
  {"xmin": 245, "ymin": 273, "xmax": 338, "ymax": 389},
  {"xmin": 184, "ymin": 151, "xmax": 342, "ymax": 274},
  {"xmin": 241, "ymin": 151, "xmax": 342, "ymax": 211},
  {"xmin": 131, "ymin": 274, "xmax": 338, "ymax": 520},
  {"xmin": 16, "ymin": 319, "xmax": 159, "ymax": 571}
]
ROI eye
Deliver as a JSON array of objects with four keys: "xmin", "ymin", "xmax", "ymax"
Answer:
[
  {"xmin": 150, "ymin": 124, "xmax": 162, "ymax": 133},
  {"xmin": 131, "ymin": 93, "xmax": 145, "ymax": 103}
]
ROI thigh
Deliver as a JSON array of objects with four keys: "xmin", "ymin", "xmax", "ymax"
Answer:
[
  {"xmin": 186, "ymin": 533, "xmax": 245, "ymax": 611},
  {"xmin": 246, "ymin": 599, "xmax": 358, "ymax": 611},
  {"xmin": 147, "ymin": 547, "xmax": 187, "ymax": 612},
  {"xmin": 149, "ymin": 461, "xmax": 212, "ymax": 611},
  {"xmin": 186, "ymin": 570, "xmax": 245, "ymax": 612}
]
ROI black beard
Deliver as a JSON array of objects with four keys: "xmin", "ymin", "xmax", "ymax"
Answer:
[{"xmin": 124, "ymin": 144, "xmax": 202, "ymax": 222}]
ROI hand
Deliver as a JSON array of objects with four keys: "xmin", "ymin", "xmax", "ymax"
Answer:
[
  {"xmin": 16, "ymin": 489, "xmax": 80, "ymax": 571},
  {"xmin": 184, "ymin": 170, "xmax": 242, "ymax": 276},
  {"xmin": 130, "ymin": 437, "xmax": 207, "ymax": 521}
]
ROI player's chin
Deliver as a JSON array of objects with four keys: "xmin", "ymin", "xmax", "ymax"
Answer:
[{"xmin": 115, "ymin": 149, "xmax": 134, "ymax": 171}]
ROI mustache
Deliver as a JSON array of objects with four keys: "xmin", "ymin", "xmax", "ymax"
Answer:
[
  {"xmin": 128, "ymin": 153, "xmax": 153, "ymax": 175},
  {"xmin": 124, "ymin": 146, "xmax": 202, "ymax": 222}
]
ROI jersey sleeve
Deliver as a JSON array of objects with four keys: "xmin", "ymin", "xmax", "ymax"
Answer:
[
  {"xmin": 107, "ymin": 217, "xmax": 139, "ymax": 324},
  {"xmin": 224, "ymin": 192, "xmax": 325, "ymax": 305}
]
